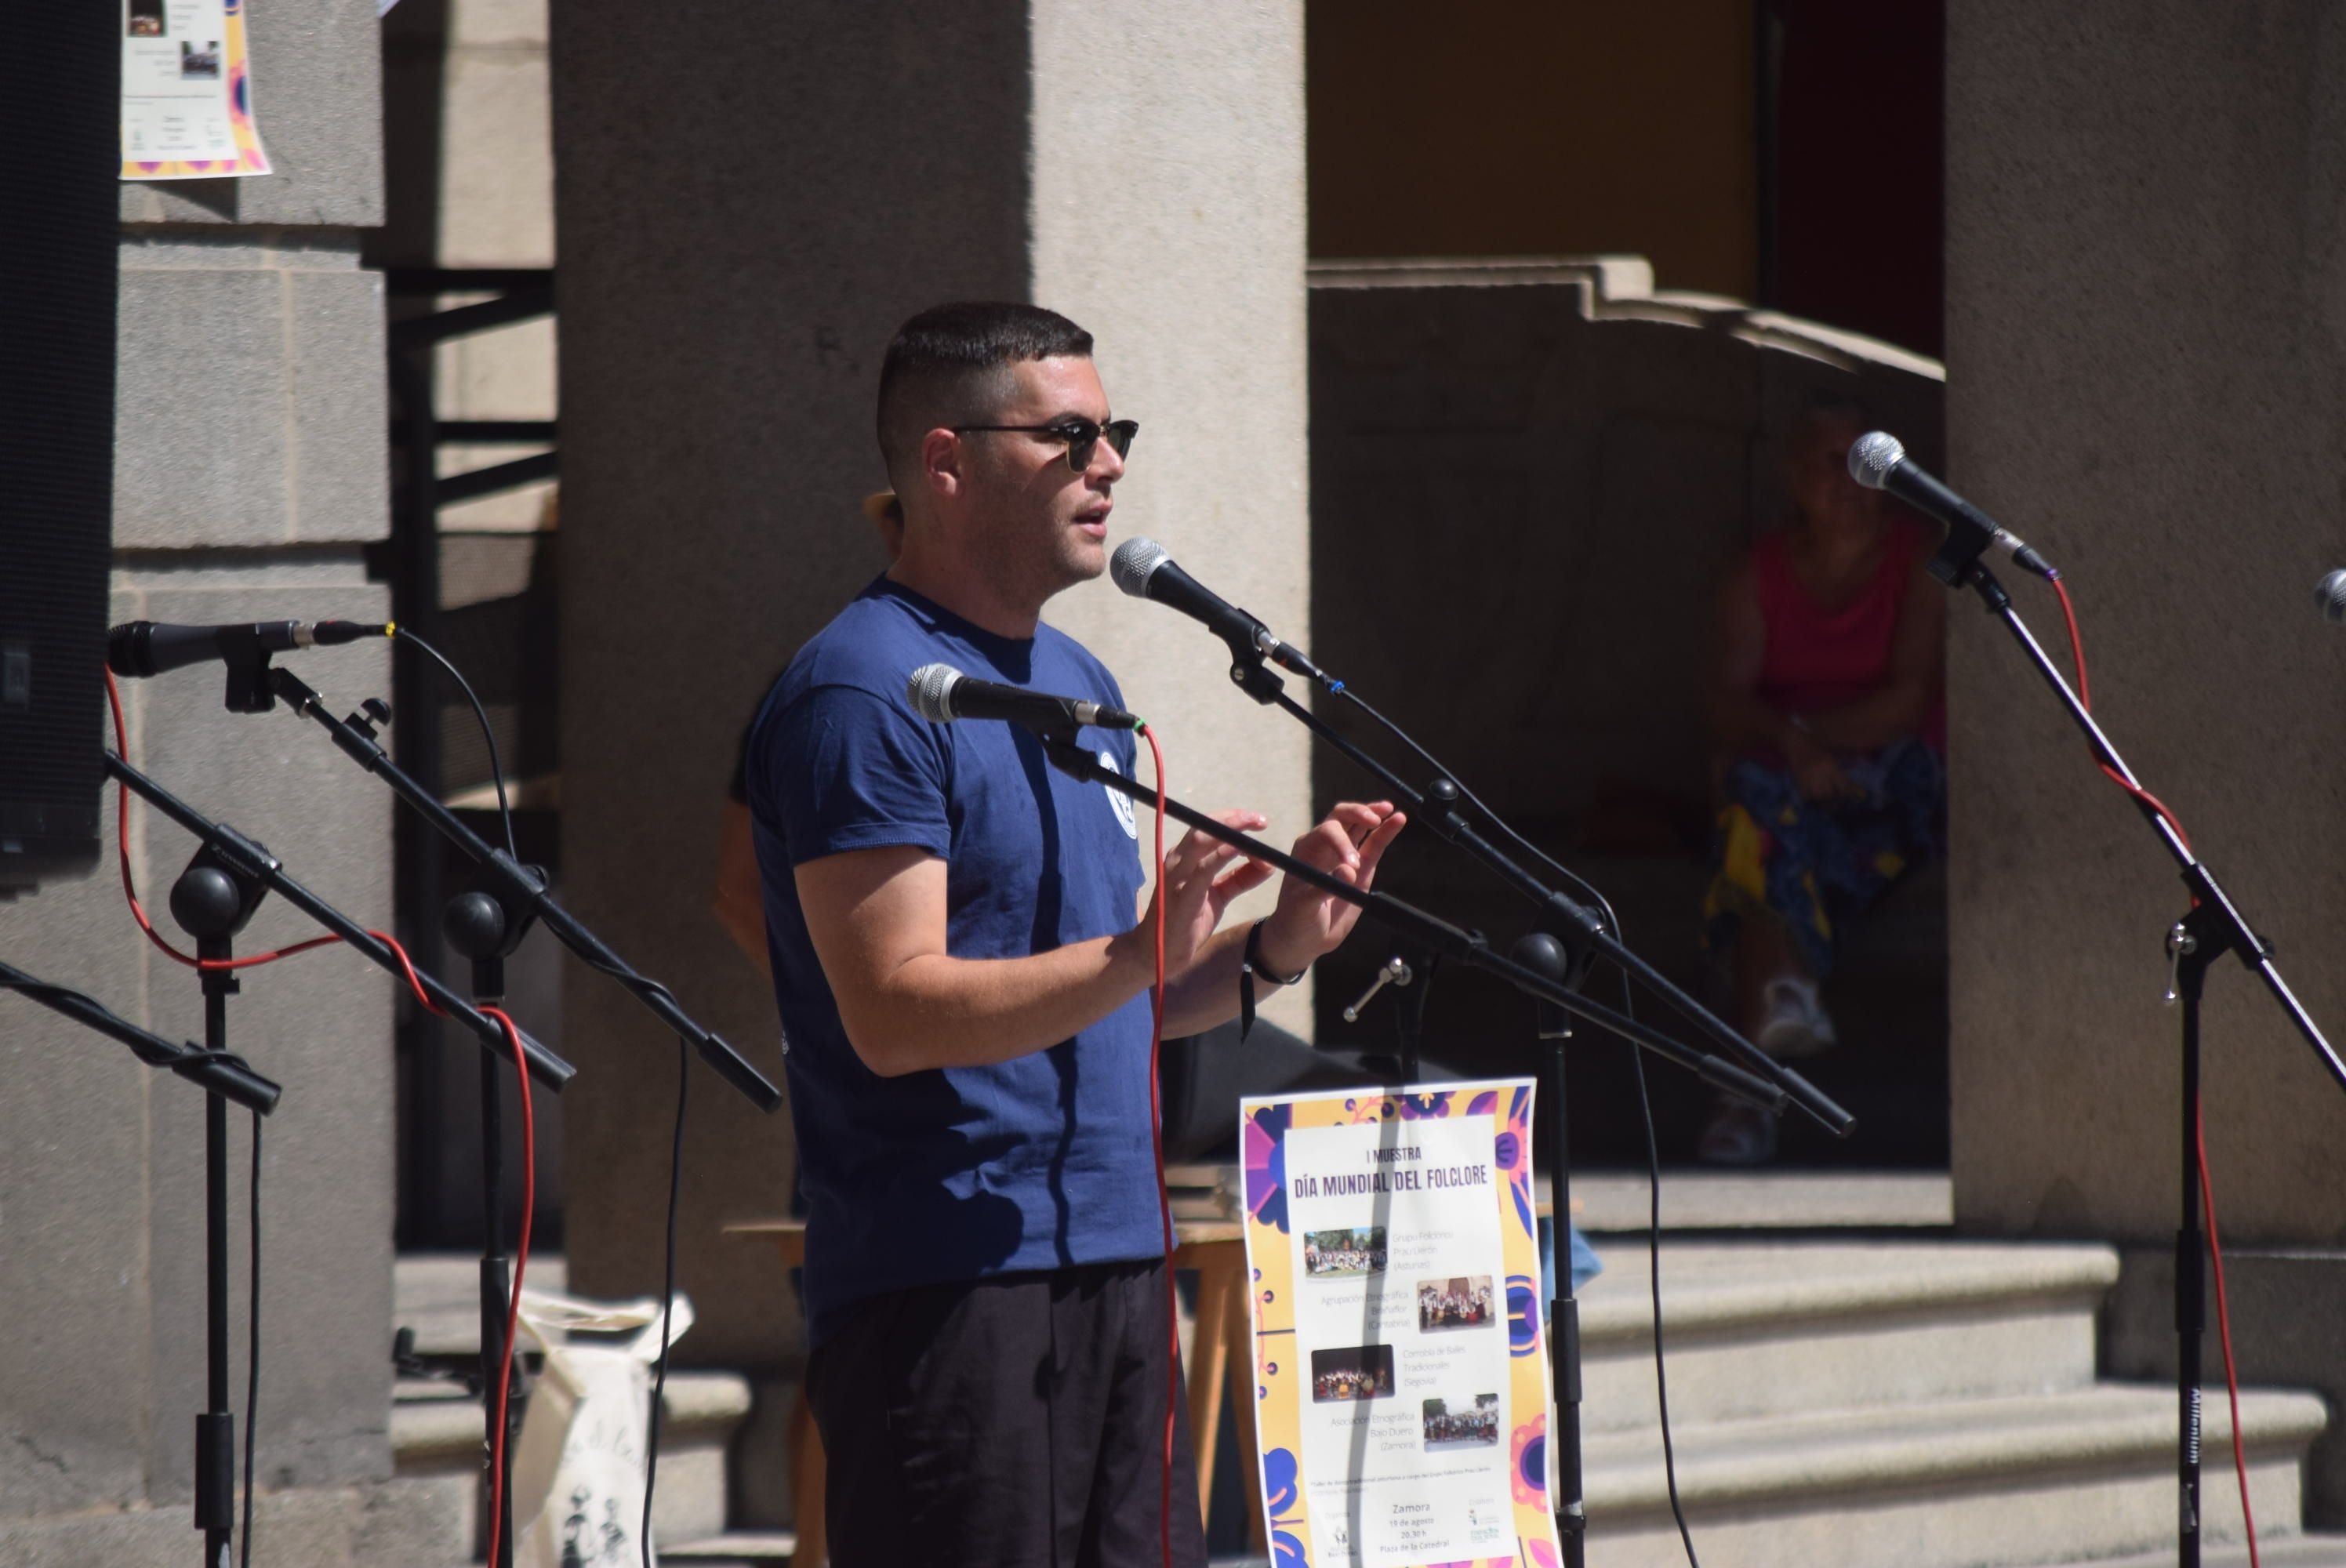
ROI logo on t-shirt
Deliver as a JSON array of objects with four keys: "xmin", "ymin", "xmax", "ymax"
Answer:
[{"xmin": 1099, "ymin": 748, "xmax": 1139, "ymax": 840}]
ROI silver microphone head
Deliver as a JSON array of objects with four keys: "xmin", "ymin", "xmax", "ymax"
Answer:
[
  {"xmin": 1847, "ymin": 431, "xmax": 1906, "ymax": 491},
  {"xmin": 905, "ymin": 662, "xmax": 961, "ymax": 724},
  {"xmin": 1109, "ymin": 536, "xmax": 1170, "ymax": 599},
  {"xmin": 2317, "ymin": 570, "xmax": 2346, "ymax": 625}
]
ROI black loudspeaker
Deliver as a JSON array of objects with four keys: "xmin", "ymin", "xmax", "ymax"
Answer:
[{"xmin": 0, "ymin": 7, "xmax": 121, "ymax": 895}]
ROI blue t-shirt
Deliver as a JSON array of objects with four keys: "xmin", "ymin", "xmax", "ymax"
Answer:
[{"xmin": 745, "ymin": 575, "xmax": 1158, "ymax": 1346}]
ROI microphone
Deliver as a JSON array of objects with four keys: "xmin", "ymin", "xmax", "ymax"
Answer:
[
  {"xmin": 2317, "ymin": 570, "xmax": 2346, "ymax": 624},
  {"xmin": 1846, "ymin": 433, "xmax": 2057, "ymax": 584},
  {"xmin": 1109, "ymin": 538, "xmax": 1324, "ymax": 681},
  {"xmin": 107, "ymin": 619, "xmax": 391, "ymax": 678},
  {"xmin": 906, "ymin": 663, "xmax": 1140, "ymax": 735}
]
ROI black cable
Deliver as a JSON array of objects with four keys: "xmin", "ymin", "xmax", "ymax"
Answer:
[
  {"xmin": 241, "ymin": 1110, "xmax": 262, "ymax": 1568},
  {"xmin": 1628, "ymin": 1039, "xmax": 1700, "ymax": 1568},
  {"xmin": 641, "ymin": 1036, "xmax": 688, "ymax": 1568},
  {"xmin": 1333, "ymin": 686, "xmax": 1617, "ymax": 914},
  {"xmin": 1556, "ymin": 887, "xmax": 1701, "ymax": 1568},
  {"xmin": 1330, "ymin": 676, "xmax": 1701, "ymax": 1560},
  {"xmin": 394, "ymin": 626, "xmax": 519, "ymax": 859}
]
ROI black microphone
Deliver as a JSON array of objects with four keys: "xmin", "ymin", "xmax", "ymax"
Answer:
[
  {"xmin": 2316, "ymin": 569, "xmax": 2346, "ymax": 624},
  {"xmin": 107, "ymin": 619, "xmax": 391, "ymax": 678},
  {"xmin": 906, "ymin": 663, "xmax": 1140, "ymax": 735},
  {"xmin": 1846, "ymin": 433, "xmax": 2057, "ymax": 584},
  {"xmin": 1109, "ymin": 538, "xmax": 1324, "ymax": 681}
]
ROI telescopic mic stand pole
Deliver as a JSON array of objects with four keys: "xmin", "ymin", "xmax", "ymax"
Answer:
[
  {"xmin": 444, "ymin": 886, "xmax": 541, "ymax": 1568},
  {"xmin": 1513, "ymin": 932, "xmax": 1589, "ymax": 1568},
  {"xmin": 166, "ymin": 841, "xmax": 276, "ymax": 1568}
]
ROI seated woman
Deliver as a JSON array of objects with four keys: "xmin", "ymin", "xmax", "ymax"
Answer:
[{"xmin": 1700, "ymin": 400, "xmax": 1946, "ymax": 1164}]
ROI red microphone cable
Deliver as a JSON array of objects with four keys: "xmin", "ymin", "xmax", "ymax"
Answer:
[
  {"xmin": 2047, "ymin": 578, "xmax": 2255, "ymax": 1564},
  {"xmin": 479, "ymin": 1005, "xmax": 536, "ymax": 1568},
  {"xmin": 1138, "ymin": 722, "xmax": 1177, "ymax": 1568},
  {"xmin": 106, "ymin": 670, "xmax": 343, "ymax": 970}
]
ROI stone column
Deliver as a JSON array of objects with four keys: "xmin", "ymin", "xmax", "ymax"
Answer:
[
  {"xmin": 549, "ymin": 0, "xmax": 1311, "ymax": 1382},
  {"xmin": 0, "ymin": 3, "xmax": 453, "ymax": 1561},
  {"xmin": 1946, "ymin": 0, "xmax": 2346, "ymax": 1517}
]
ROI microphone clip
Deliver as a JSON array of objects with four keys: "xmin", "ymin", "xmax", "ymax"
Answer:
[
  {"xmin": 1227, "ymin": 649, "xmax": 1286, "ymax": 706},
  {"xmin": 216, "ymin": 633, "xmax": 283, "ymax": 715}
]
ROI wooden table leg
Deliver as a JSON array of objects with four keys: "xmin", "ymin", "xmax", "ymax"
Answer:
[
  {"xmin": 1187, "ymin": 1254, "xmax": 1237, "ymax": 1532},
  {"xmin": 790, "ymin": 1385, "xmax": 826, "ymax": 1567},
  {"xmin": 1230, "ymin": 1268, "xmax": 1266, "ymax": 1554}
]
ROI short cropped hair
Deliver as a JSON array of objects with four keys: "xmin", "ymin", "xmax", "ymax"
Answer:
[{"xmin": 875, "ymin": 302, "xmax": 1094, "ymax": 485}]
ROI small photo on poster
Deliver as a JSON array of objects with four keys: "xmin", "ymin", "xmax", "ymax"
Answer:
[
  {"xmin": 128, "ymin": 0, "xmax": 168, "ymax": 37},
  {"xmin": 1309, "ymin": 1344, "xmax": 1395, "ymax": 1403},
  {"xmin": 180, "ymin": 41, "xmax": 223, "ymax": 78},
  {"xmin": 1302, "ymin": 1226, "xmax": 1386, "ymax": 1280},
  {"xmin": 1422, "ymin": 1392, "xmax": 1501, "ymax": 1450},
  {"xmin": 1417, "ymin": 1274, "xmax": 1498, "ymax": 1332}
]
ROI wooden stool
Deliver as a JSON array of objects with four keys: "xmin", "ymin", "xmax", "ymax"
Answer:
[{"xmin": 725, "ymin": 1218, "xmax": 1267, "ymax": 1561}]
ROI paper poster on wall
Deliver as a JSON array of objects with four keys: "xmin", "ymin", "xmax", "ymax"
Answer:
[
  {"xmin": 122, "ymin": 0, "xmax": 270, "ymax": 180},
  {"xmin": 1240, "ymin": 1079, "xmax": 1563, "ymax": 1568}
]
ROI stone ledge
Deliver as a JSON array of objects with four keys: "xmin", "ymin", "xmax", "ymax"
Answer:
[
  {"xmin": 0, "ymin": 1475, "xmax": 470, "ymax": 1568},
  {"xmin": 1584, "ymin": 1383, "xmax": 2328, "ymax": 1515},
  {"xmin": 1577, "ymin": 1240, "xmax": 2119, "ymax": 1341}
]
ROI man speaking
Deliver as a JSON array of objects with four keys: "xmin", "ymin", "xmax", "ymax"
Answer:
[{"xmin": 744, "ymin": 302, "xmax": 1404, "ymax": 1566}]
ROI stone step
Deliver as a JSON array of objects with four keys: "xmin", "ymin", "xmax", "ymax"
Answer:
[
  {"xmin": 662, "ymin": 1532, "xmax": 798, "ymax": 1562},
  {"xmin": 1571, "ymin": 1171, "xmax": 1955, "ymax": 1233},
  {"xmin": 394, "ymin": 1250, "xmax": 572, "ymax": 1361},
  {"xmin": 2063, "ymin": 1531, "xmax": 2346, "ymax": 1567},
  {"xmin": 390, "ymin": 1370, "xmax": 753, "ymax": 1555},
  {"xmin": 1580, "ymin": 1382, "xmax": 2329, "ymax": 1568},
  {"xmin": 1574, "ymin": 1240, "xmax": 2120, "ymax": 1431}
]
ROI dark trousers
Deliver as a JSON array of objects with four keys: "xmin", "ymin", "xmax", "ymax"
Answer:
[{"xmin": 805, "ymin": 1257, "xmax": 1208, "ymax": 1568}]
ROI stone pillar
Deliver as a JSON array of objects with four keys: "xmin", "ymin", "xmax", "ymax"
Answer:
[
  {"xmin": 1945, "ymin": 5, "xmax": 2346, "ymax": 1517},
  {"xmin": 549, "ymin": 0, "xmax": 1312, "ymax": 1374},
  {"xmin": 0, "ymin": 3, "xmax": 452, "ymax": 1562}
]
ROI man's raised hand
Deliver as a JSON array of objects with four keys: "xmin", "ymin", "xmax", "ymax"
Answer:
[
  {"xmin": 1256, "ymin": 800, "xmax": 1407, "ymax": 975},
  {"xmin": 1133, "ymin": 808, "xmax": 1277, "ymax": 975}
]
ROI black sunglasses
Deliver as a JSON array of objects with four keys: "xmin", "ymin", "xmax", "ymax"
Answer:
[{"xmin": 952, "ymin": 416, "xmax": 1138, "ymax": 472}]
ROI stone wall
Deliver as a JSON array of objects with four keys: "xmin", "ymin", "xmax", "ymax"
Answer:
[
  {"xmin": 0, "ymin": 2, "xmax": 441, "ymax": 1560},
  {"xmin": 1944, "ymin": 1, "xmax": 2346, "ymax": 1245}
]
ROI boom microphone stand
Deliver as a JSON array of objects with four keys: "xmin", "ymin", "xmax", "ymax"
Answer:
[
  {"xmin": 1194, "ymin": 632, "xmax": 1845, "ymax": 1568},
  {"xmin": 1945, "ymin": 558, "xmax": 2344, "ymax": 1568},
  {"xmin": 103, "ymin": 750, "xmax": 576, "ymax": 1094},
  {"xmin": 256, "ymin": 663, "xmax": 781, "ymax": 1113},
  {"xmin": 104, "ymin": 747, "xmax": 573, "ymax": 1565},
  {"xmin": 1037, "ymin": 735, "xmax": 1758, "ymax": 1568}
]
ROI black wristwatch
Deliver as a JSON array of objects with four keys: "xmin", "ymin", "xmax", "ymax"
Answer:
[{"xmin": 1239, "ymin": 919, "xmax": 1307, "ymax": 1042}]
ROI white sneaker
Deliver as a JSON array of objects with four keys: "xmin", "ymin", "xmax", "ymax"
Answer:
[{"xmin": 1756, "ymin": 977, "xmax": 1836, "ymax": 1059}]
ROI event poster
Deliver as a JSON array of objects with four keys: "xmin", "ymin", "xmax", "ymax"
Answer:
[
  {"xmin": 122, "ymin": 0, "xmax": 270, "ymax": 180},
  {"xmin": 1240, "ymin": 1079, "xmax": 1561, "ymax": 1568}
]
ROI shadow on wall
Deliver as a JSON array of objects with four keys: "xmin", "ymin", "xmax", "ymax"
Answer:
[{"xmin": 1306, "ymin": 256, "xmax": 1947, "ymax": 1167}]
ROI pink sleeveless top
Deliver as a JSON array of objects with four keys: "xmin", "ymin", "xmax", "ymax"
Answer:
[{"xmin": 1752, "ymin": 520, "xmax": 1945, "ymax": 750}]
